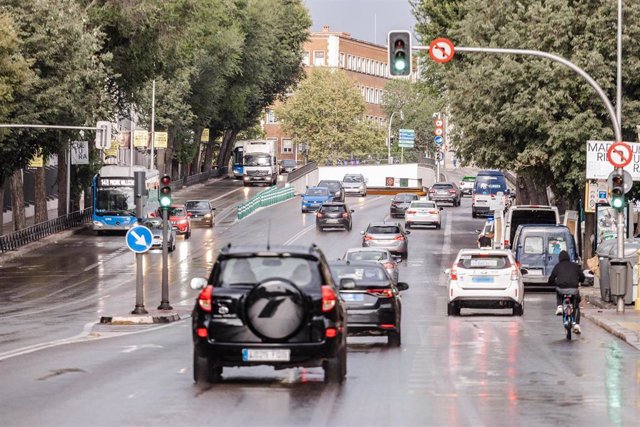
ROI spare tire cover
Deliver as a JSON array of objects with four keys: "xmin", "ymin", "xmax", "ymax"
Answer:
[{"xmin": 245, "ymin": 279, "xmax": 306, "ymax": 341}]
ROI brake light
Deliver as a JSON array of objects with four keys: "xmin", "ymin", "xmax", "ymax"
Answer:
[
  {"xmin": 504, "ymin": 239, "xmax": 509, "ymax": 247},
  {"xmin": 325, "ymin": 327, "xmax": 337, "ymax": 338},
  {"xmin": 383, "ymin": 262, "xmax": 395, "ymax": 269},
  {"xmin": 450, "ymin": 264, "xmax": 458, "ymax": 280},
  {"xmin": 429, "ymin": 189, "xmax": 436, "ymax": 193},
  {"xmin": 342, "ymin": 212, "xmax": 349, "ymax": 219},
  {"xmin": 364, "ymin": 235, "xmax": 374, "ymax": 241},
  {"xmin": 368, "ymin": 288, "xmax": 394, "ymax": 298},
  {"xmin": 197, "ymin": 285, "xmax": 213, "ymax": 312},
  {"xmin": 511, "ymin": 265, "xmax": 518, "ymax": 281},
  {"xmin": 406, "ymin": 209, "xmax": 416, "ymax": 215},
  {"xmin": 196, "ymin": 327, "xmax": 208, "ymax": 338},
  {"xmin": 321, "ymin": 285, "xmax": 337, "ymax": 312},
  {"xmin": 428, "ymin": 210, "xmax": 438, "ymax": 214},
  {"xmin": 379, "ymin": 324, "xmax": 395, "ymax": 329},
  {"xmin": 394, "ymin": 235, "xmax": 405, "ymax": 241},
  {"xmin": 317, "ymin": 213, "xmax": 324, "ymax": 218},
  {"xmin": 449, "ymin": 189, "xmax": 456, "ymax": 194}
]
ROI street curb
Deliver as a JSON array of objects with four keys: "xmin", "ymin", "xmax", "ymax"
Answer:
[
  {"xmin": 99, "ymin": 311, "xmax": 190, "ymax": 325},
  {"xmin": 0, "ymin": 225, "xmax": 90, "ymax": 265},
  {"xmin": 582, "ymin": 310, "xmax": 640, "ymax": 351}
]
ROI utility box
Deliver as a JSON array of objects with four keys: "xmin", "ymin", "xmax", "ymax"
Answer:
[{"xmin": 609, "ymin": 259, "xmax": 631, "ymax": 297}]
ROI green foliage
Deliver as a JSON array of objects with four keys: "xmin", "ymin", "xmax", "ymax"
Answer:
[
  {"xmin": 413, "ymin": 0, "xmax": 640, "ymax": 204},
  {"xmin": 276, "ymin": 68, "xmax": 386, "ymax": 163}
]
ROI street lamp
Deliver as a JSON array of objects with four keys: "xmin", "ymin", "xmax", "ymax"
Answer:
[{"xmin": 387, "ymin": 110, "xmax": 403, "ymax": 164}]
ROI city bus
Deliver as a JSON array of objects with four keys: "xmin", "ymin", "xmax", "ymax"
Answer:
[
  {"xmin": 92, "ymin": 165, "xmax": 159, "ymax": 235},
  {"xmin": 232, "ymin": 140, "xmax": 245, "ymax": 178}
]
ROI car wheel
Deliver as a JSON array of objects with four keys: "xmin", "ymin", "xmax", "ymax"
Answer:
[
  {"xmin": 402, "ymin": 251, "xmax": 408, "ymax": 260},
  {"xmin": 168, "ymin": 241, "xmax": 175, "ymax": 252},
  {"xmin": 447, "ymin": 302, "xmax": 460, "ymax": 316},
  {"xmin": 472, "ymin": 211, "xmax": 477, "ymax": 218},
  {"xmin": 316, "ymin": 226, "xmax": 323, "ymax": 232},
  {"xmin": 388, "ymin": 328, "xmax": 401, "ymax": 347},
  {"xmin": 193, "ymin": 349, "xmax": 222, "ymax": 384},
  {"xmin": 209, "ymin": 221, "xmax": 214, "ymax": 228},
  {"xmin": 95, "ymin": 230, "xmax": 104, "ymax": 236},
  {"xmin": 186, "ymin": 229, "xmax": 191, "ymax": 239},
  {"xmin": 436, "ymin": 223, "xmax": 441, "ymax": 230},
  {"xmin": 324, "ymin": 344, "xmax": 347, "ymax": 383},
  {"xmin": 513, "ymin": 303, "xmax": 524, "ymax": 316},
  {"xmin": 406, "ymin": 223, "xmax": 411, "ymax": 229}
]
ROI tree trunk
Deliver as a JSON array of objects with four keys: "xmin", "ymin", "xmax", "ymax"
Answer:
[
  {"xmin": 34, "ymin": 166, "xmax": 48, "ymax": 224},
  {"xmin": 515, "ymin": 173, "xmax": 548, "ymax": 205},
  {"xmin": 10, "ymin": 169, "xmax": 26, "ymax": 231},
  {"xmin": 57, "ymin": 145, "xmax": 68, "ymax": 216},
  {"xmin": 217, "ymin": 129, "xmax": 239, "ymax": 169},
  {"xmin": 203, "ymin": 143, "xmax": 213, "ymax": 173},
  {"xmin": 0, "ymin": 179, "xmax": 5, "ymax": 235}
]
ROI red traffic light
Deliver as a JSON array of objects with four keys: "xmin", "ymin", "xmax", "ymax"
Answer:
[
  {"xmin": 160, "ymin": 174, "xmax": 171, "ymax": 185},
  {"xmin": 394, "ymin": 39, "xmax": 405, "ymax": 50}
]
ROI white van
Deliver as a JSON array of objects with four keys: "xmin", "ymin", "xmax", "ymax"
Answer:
[{"xmin": 502, "ymin": 205, "xmax": 560, "ymax": 249}]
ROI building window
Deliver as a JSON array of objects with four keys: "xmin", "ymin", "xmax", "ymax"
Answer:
[
  {"xmin": 313, "ymin": 50, "xmax": 325, "ymax": 66},
  {"xmin": 302, "ymin": 51, "xmax": 310, "ymax": 66},
  {"xmin": 282, "ymin": 138, "xmax": 293, "ymax": 154},
  {"xmin": 266, "ymin": 109, "xmax": 278, "ymax": 124},
  {"xmin": 357, "ymin": 57, "xmax": 362, "ymax": 72},
  {"xmin": 378, "ymin": 62, "xmax": 383, "ymax": 76},
  {"xmin": 339, "ymin": 52, "xmax": 345, "ymax": 68},
  {"xmin": 348, "ymin": 55, "xmax": 353, "ymax": 70}
]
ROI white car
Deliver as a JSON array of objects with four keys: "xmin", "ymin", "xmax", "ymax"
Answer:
[
  {"xmin": 405, "ymin": 200, "xmax": 442, "ymax": 229},
  {"xmin": 446, "ymin": 249, "xmax": 524, "ymax": 316}
]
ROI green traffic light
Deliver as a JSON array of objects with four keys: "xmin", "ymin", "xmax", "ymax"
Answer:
[
  {"xmin": 611, "ymin": 197, "xmax": 624, "ymax": 209},
  {"xmin": 394, "ymin": 59, "xmax": 406, "ymax": 71},
  {"xmin": 159, "ymin": 195, "xmax": 172, "ymax": 207}
]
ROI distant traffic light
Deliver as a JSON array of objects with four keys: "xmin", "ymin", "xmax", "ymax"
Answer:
[
  {"xmin": 388, "ymin": 31, "xmax": 412, "ymax": 77},
  {"xmin": 159, "ymin": 175, "xmax": 172, "ymax": 208},
  {"xmin": 609, "ymin": 170, "xmax": 625, "ymax": 211}
]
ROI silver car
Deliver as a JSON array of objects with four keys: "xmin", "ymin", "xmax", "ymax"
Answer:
[
  {"xmin": 361, "ymin": 222, "xmax": 410, "ymax": 259},
  {"xmin": 342, "ymin": 247, "xmax": 399, "ymax": 284},
  {"xmin": 143, "ymin": 218, "xmax": 176, "ymax": 252},
  {"xmin": 342, "ymin": 174, "xmax": 367, "ymax": 197}
]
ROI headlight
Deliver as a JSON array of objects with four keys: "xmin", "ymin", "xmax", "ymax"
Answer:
[
  {"xmin": 204, "ymin": 214, "xmax": 212, "ymax": 219},
  {"xmin": 178, "ymin": 219, "xmax": 188, "ymax": 225},
  {"xmin": 336, "ymin": 191, "xmax": 341, "ymax": 196},
  {"xmin": 93, "ymin": 221, "xmax": 103, "ymax": 227}
]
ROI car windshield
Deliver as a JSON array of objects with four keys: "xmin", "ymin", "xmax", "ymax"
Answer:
[
  {"xmin": 306, "ymin": 188, "xmax": 329, "ymax": 196},
  {"xmin": 186, "ymin": 201, "xmax": 209, "ymax": 210},
  {"xmin": 167, "ymin": 207, "xmax": 186, "ymax": 216},
  {"xmin": 331, "ymin": 265, "xmax": 388, "ymax": 284},
  {"xmin": 457, "ymin": 255, "xmax": 511, "ymax": 269},
  {"xmin": 218, "ymin": 257, "xmax": 319, "ymax": 288},
  {"xmin": 368, "ymin": 225, "xmax": 400, "ymax": 234},
  {"xmin": 345, "ymin": 251, "xmax": 388, "ymax": 261},
  {"xmin": 394, "ymin": 194, "xmax": 417, "ymax": 202},
  {"xmin": 343, "ymin": 175, "xmax": 362, "ymax": 183},
  {"xmin": 321, "ymin": 205, "xmax": 345, "ymax": 213},
  {"xmin": 244, "ymin": 154, "xmax": 271, "ymax": 166},
  {"xmin": 318, "ymin": 181, "xmax": 340, "ymax": 190}
]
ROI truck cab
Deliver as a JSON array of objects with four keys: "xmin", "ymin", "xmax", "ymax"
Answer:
[{"xmin": 242, "ymin": 140, "xmax": 278, "ymax": 186}]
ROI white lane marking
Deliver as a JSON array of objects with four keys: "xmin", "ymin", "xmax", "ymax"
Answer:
[
  {"xmin": 209, "ymin": 186, "xmax": 245, "ymax": 203},
  {"xmin": 284, "ymin": 225, "xmax": 315, "ymax": 245},
  {"xmin": 121, "ymin": 344, "xmax": 163, "ymax": 353},
  {"xmin": 438, "ymin": 206, "xmax": 454, "ymax": 286}
]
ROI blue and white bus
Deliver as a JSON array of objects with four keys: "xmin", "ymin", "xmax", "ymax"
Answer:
[
  {"xmin": 92, "ymin": 165, "xmax": 159, "ymax": 234},
  {"xmin": 232, "ymin": 140, "xmax": 245, "ymax": 178}
]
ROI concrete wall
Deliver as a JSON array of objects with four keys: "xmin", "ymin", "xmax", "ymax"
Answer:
[
  {"xmin": 287, "ymin": 168, "xmax": 320, "ymax": 195},
  {"xmin": 318, "ymin": 164, "xmax": 421, "ymax": 187},
  {"xmin": 417, "ymin": 165, "xmax": 437, "ymax": 190}
]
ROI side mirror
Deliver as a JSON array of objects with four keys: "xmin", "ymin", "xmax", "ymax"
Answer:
[
  {"xmin": 440, "ymin": 207, "xmax": 444, "ymax": 211},
  {"xmin": 396, "ymin": 282, "xmax": 409, "ymax": 291},
  {"xmin": 520, "ymin": 268, "xmax": 528, "ymax": 275},
  {"xmin": 444, "ymin": 268, "xmax": 451, "ymax": 275},
  {"xmin": 360, "ymin": 231, "xmax": 365, "ymax": 235},
  {"xmin": 212, "ymin": 207, "xmax": 216, "ymax": 211},
  {"xmin": 405, "ymin": 230, "xmax": 411, "ymax": 234},
  {"xmin": 340, "ymin": 278, "xmax": 356, "ymax": 290},
  {"xmin": 350, "ymin": 209, "xmax": 355, "ymax": 213},
  {"xmin": 190, "ymin": 277, "xmax": 208, "ymax": 290}
]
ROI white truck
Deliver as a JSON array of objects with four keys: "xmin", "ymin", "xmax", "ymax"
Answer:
[{"xmin": 242, "ymin": 139, "xmax": 278, "ymax": 186}]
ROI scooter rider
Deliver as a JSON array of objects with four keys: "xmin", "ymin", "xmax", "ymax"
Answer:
[{"xmin": 548, "ymin": 250, "xmax": 585, "ymax": 334}]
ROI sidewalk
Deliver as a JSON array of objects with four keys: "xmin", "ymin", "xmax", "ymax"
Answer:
[{"xmin": 581, "ymin": 285, "xmax": 640, "ymax": 350}]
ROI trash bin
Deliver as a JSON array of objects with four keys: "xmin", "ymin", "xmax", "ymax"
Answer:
[{"xmin": 598, "ymin": 239, "xmax": 640, "ymax": 304}]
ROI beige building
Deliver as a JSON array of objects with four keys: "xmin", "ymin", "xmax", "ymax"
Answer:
[{"xmin": 264, "ymin": 26, "xmax": 393, "ymax": 162}]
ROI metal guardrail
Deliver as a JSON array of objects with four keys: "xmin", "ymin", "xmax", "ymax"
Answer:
[
  {"xmin": 286, "ymin": 162, "xmax": 317, "ymax": 182},
  {"xmin": 0, "ymin": 207, "xmax": 92, "ymax": 253},
  {"xmin": 237, "ymin": 185, "xmax": 295, "ymax": 220}
]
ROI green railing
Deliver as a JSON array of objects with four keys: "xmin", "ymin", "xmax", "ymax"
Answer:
[{"xmin": 237, "ymin": 185, "xmax": 295, "ymax": 220}]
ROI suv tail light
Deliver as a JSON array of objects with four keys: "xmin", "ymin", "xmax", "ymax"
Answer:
[
  {"xmin": 510, "ymin": 265, "xmax": 518, "ymax": 281},
  {"xmin": 342, "ymin": 212, "xmax": 349, "ymax": 219},
  {"xmin": 383, "ymin": 262, "xmax": 395, "ymax": 269},
  {"xmin": 321, "ymin": 285, "xmax": 337, "ymax": 312},
  {"xmin": 504, "ymin": 239, "xmax": 509, "ymax": 247},
  {"xmin": 364, "ymin": 235, "xmax": 374, "ymax": 241},
  {"xmin": 428, "ymin": 210, "xmax": 438, "ymax": 214},
  {"xmin": 394, "ymin": 235, "xmax": 405, "ymax": 241},
  {"xmin": 198, "ymin": 285, "xmax": 213, "ymax": 312},
  {"xmin": 429, "ymin": 189, "xmax": 436, "ymax": 193},
  {"xmin": 450, "ymin": 264, "xmax": 458, "ymax": 280},
  {"xmin": 449, "ymin": 189, "xmax": 456, "ymax": 194},
  {"xmin": 317, "ymin": 212, "xmax": 324, "ymax": 218},
  {"xmin": 406, "ymin": 209, "xmax": 416, "ymax": 215},
  {"xmin": 367, "ymin": 288, "xmax": 394, "ymax": 298}
]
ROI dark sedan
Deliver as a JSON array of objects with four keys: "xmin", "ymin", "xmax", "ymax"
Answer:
[
  {"xmin": 316, "ymin": 202, "xmax": 353, "ymax": 231},
  {"xmin": 317, "ymin": 180, "xmax": 345, "ymax": 202},
  {"xmin": 389, "ymin": 193, "xmax": 419, "ymax": 218},
  {"xmin": 185, "ymin": 200, "xmax": 215, "ymax": 228},
  {"xmin": 329, "ymin": 261, "xmax": 409, "ymax": 347}
]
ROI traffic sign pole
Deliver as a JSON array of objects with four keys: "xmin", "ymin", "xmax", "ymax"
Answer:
[
  {"xmin": 132, "ymin": 175, "xmax": 148, "ymax": 315},
  {"xmin": 158, "ymin": 207, "xmax": 173, "ymax": 310}
]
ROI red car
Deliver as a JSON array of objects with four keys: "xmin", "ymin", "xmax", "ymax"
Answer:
[{"xmin": 156, "ymin": 204, "xmax": 191, "ymax": 238}]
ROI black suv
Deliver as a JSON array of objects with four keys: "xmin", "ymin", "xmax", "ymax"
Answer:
[
  {"xmin": 185, "ymin": 199, "xmax": 215, "ymax": 228},
  {"xmin": 317, "ymin": 180, "xmax": 345, "ymax": 202},
  {"xmin": 329, "ymin": 261, "xmax": 408, "ymax": 347},
  {"xmin": 389, "ymin": 193, "xmax": 419, "ymax": 218},
  {"xmin": 190, "ymin": 244, "xmax": 347, "ymax": 384},
  {"xmin": 316, "ymin": 202, "xmax": 354, "ymax": 231}
]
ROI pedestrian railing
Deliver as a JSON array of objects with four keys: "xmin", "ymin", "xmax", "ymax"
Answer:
[
  {"xmin": 237, "ymin": 185, "xmax": 295, "ymax": 220},
  {"xmin": 0, "ymin": 207, "xmax": 93, "ymax": 253}
]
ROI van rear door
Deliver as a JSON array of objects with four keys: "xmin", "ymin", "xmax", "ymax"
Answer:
[{"xmin": 543, "ymin": 232, "xmax": 571, "ymax": 277}]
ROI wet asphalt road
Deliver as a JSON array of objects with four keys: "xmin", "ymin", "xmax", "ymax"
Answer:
[{"xmin": 1, "ymin": 173, "xmax": 639, "ymax": 426}]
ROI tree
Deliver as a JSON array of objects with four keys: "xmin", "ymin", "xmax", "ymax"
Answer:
[
  {"xmin": 412, "ymin": 0, "xmax": 640, "ymax": 208},
  {"xmin": 277, "ymin": 68, "xmax": 386, "ymax": 164},
  {"xmin": 382, "ymin": 79, "xmax": 443, "ymax": 163}
]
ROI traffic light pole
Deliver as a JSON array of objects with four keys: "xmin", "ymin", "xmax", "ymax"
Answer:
[
  {"xmin": 158, "ymin": 207, "xmax": 172, "ymax": 310},
  {"xmin": 132, "ymin": 171, "xmax": 148, "ymax": 315}
]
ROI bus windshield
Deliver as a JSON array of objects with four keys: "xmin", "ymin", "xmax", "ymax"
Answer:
[{"xmin": 95, "ymin": 186, "xmax": 136, "ymax": 216}]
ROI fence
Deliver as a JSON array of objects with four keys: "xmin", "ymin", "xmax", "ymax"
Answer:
[
  {"xmin": 237, "ymin": 185, "xmax": 295, "ymax": 220},
  {"xmin": 0, "ymin": 207, "xmax": 92, "ymax": 253}
]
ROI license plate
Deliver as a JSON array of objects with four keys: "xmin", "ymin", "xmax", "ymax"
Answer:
[
  {"xmin": 326, "ymin": 219, "xmax": 340, "ymax": 223},
  {"xmin": 527, "ymin": 269, "xmax": 543, "ymax": 276},
  {"xmin": 341, "ymin": 293, "xmax": 364, "ymax": 302},
  {"xmin": 471, "ymin": 276, "xmax": 494, "ymax": 283},
  {"xmin": 242, "ymin": 349, "xmax": 290, "ymax": 362}
]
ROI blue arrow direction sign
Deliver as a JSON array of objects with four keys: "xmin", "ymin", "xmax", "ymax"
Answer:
[
  {"xmin": 434, "ymin": 135, "xmax": 443, "ymax": 146},
  {"xmin": 126, "ymin": 225, "xmax": 153, "ymax": 253}
]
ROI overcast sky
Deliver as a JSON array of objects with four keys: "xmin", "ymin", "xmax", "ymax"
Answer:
[{"xmin": 304, "ymin": 0, "xmax": 416, "ymax": 46}]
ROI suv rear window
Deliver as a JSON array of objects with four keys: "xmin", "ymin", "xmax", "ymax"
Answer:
[
  {"xmin": 218, "ymin": 257, "xmax": 320, "ymax": 289},
  {"xmin": 368, "ymin": 225, "xmax": 400, "ymax": 234},
  {"xmin": 345, "ymin": 251, "xmax": 388, "ymax": 261},
  {"xmin": 458, "ymin": 255, "xmax": 511, "ymax": 269},
  {"xmin": 394, "ymin": 194, "xmax": 418, "ymax": 202},
  {"xmin": 433, "ymin": 184, "xmax": 453, "ymax": 189},
  {"xmin": 411, "ymin": 202, "xmax": 436, "ymax": 209},
  {"xmin": 321, "ymin": 205, "xmax": 345, "ymax": 213},
  {"xmin": 306, "ymin": 188, "xmax": 328, "ymax": 196}
]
